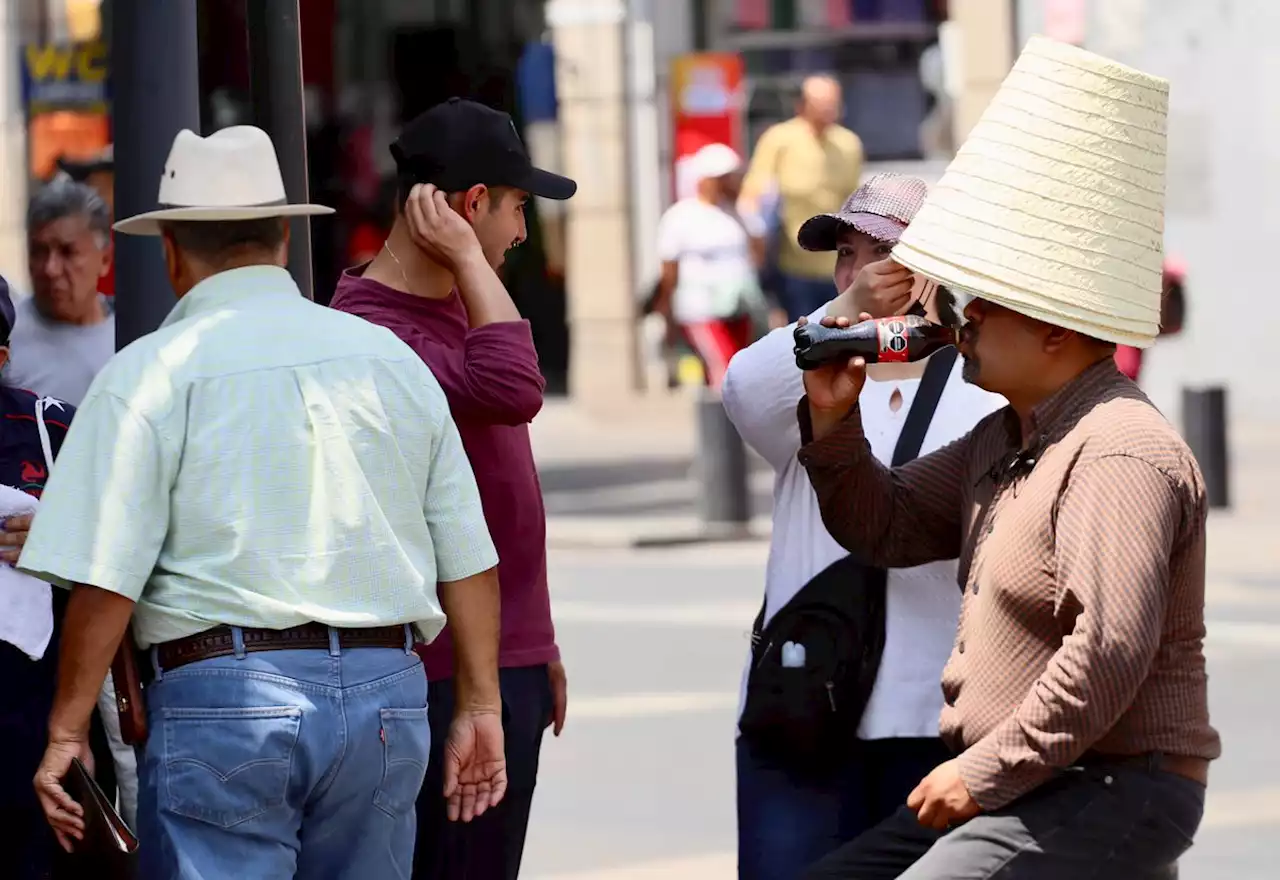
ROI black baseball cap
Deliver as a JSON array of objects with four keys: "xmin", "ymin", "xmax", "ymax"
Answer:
[{"xmin": 391, "ymin": 98, "xmax": 577, "ymax": 201}]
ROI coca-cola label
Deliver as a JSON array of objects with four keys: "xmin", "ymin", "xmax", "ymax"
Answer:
[{"xmin": 876, "ymin": 318, "xmax": 910, "ymax": 363}]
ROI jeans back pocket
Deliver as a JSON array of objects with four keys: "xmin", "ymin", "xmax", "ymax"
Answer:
[
  {"xmin": 161, "ymin": 706, "xmax": 302, "ymax": 829},
  {"xmin": 373, "ymin": 706, "xmax": 431, "ymax": 818}
]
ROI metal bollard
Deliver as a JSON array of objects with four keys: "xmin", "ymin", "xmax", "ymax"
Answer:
[
  {"xmin": 695, "ymin": 389, "xmax": 752, "ymax": 531},
  {"xmin": 1182, "ymin": 386, "xmax": 1230, "ymax": 509}
]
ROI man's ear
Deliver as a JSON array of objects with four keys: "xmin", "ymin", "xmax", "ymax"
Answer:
[
  {"xmin": 1042, "ymin": 324, "xmax": 1076, "ymax": 353},
  {"xmin": 277, "ymin": 221, "xmax": 292, "ymax": 267},
  {"xmin": 99, "ymin": 236, "xmax": 114, "ymax": 279},
  {"xmin": 458, "ymin": 184, "xmax": 489, "ymax": 222},
  {"xmin": 160, "ymin": 230, "xmax": 183, "ymax": 292}
]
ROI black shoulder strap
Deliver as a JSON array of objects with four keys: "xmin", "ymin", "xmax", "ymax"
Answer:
[{"xmin": 891, "ymin": 346, "xmax": 957, "ymax": 467}]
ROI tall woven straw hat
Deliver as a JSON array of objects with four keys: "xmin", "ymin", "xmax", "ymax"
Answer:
[{"xmin": 891, "ymin": 36, "xmax": 1170, "ymax": 347}]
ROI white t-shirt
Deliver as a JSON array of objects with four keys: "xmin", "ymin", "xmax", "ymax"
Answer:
[
  {"xmin": 656, "ymin": 197, "xmax": 764, "ymax": 324},
  {"xmin": 722, "ymin": 302, "xmax": 1007, "ymax": 740}
]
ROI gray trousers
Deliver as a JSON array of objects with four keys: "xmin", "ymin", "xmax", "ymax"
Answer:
[{"xmin": 803, "ymin": 758, "xmax": 1204, "ymax": 880}]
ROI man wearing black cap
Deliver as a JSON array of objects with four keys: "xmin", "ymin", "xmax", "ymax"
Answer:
[{"xmin": 330, "ymin": 97, "xmax": 577, "ymax": 880}]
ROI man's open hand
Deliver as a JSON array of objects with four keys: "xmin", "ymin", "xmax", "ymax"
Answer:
[
  {"xmin": 907, "ymin": 758, "xmax": 982, "ymax": 830},
  {"xmin": 442, "ymin": 708, "xmax": 507, "ymax": 823}
]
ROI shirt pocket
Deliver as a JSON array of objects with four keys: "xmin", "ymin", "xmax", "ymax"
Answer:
[{"xmin": 160, "ymin": 705, "xmax": 302, "ymax": 828}]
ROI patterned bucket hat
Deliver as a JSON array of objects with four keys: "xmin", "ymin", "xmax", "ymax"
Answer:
[{"xmin": 797, "ymin": 172, "xmax": 930, "ymax": 252}]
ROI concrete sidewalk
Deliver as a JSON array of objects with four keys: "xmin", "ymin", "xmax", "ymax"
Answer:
[
  {"xmin": 532, "ymin": 394, "xmax": 775, "ymax": 547},
  {"xmin": 532, "ymin": 396, "xmax": 1280, "ymax": 575}
]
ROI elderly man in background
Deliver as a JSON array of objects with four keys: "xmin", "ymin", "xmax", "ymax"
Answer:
[
  {"xmin": 56, "ymin": 145, "xmax": 116, "ymax": 298},
  {"xmin": 56, "ymin": 145, "xmax": 115, "ymax": 219},
  {"xmin": 739, "ymin": 74, "xmax": 864, "ymax": 322},
  {"xmin": 20, "ymin": 125, "xmax": 508, "ymax": 878},
  {"xmin": 8, "ymin": 179, "xmax": 115, "ymax": 405}
]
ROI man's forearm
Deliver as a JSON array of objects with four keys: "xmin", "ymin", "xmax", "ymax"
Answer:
[
  {"xmin": 48, "ymin": 585, "xmax": 135, "ymax": 739},
  {"xmin": 438, "ymin": 567, "xmax": 502, "ymax": 710},
  {"xmin": 454, "ymin": 253, "xmax": 522, "ymax": 328},
  {"xmin": 797, "ymin": 399, "xmax": 968, "ymax": 568}
]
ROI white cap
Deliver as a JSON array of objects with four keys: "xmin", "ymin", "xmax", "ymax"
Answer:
[{"xmin": 688, "ymin": 143, "xmax": 743, "ymax": 184}]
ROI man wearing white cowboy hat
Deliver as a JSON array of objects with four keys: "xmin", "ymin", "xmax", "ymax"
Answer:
[
  {"xmin": 19, "ymin": 125, "xmax": 508, "ymax": 878},
  {"xmin": 796, "ymin": 37, "xmax": 1218, "ymax": 878}
]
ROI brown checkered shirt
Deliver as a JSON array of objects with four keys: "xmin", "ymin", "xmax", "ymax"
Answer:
[{"xmin": 797, "ymin": 359, "xmax": 1221, "ymax": 810}]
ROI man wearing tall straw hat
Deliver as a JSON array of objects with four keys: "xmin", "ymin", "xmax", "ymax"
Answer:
[
  {"xmin": 796, "ymin": 37, "xmax": 1219, "ymax": 878},
  {"xmin": 18, "ymin": 125, "xmax": 508, "ymax": 877}
]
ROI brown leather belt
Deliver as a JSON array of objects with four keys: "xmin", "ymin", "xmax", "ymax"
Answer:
[
  {"xmin": 154, "ymin": 623, "xmax": 408, "ymax": 673},
  {"xmin": 1077, "ymin": 751, "xmax": 1209, "ymax": 787}
]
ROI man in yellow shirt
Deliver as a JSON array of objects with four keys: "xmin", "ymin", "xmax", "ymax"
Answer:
[{"xmin": 740, "ymin": 75, "xmax": 864, "ymax": 321}]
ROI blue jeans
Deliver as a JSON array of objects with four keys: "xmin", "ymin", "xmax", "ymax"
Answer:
[
  {"xmin": 737, "ymin": 736, "xmax": 952, "ymax": 880},
  {"xmin": 778, "ymin": 274, "xmax": 835, "ymax": 322},
  {"xmin": 136, "ymin": 630, "xmax": 429, "ymax": 880}
]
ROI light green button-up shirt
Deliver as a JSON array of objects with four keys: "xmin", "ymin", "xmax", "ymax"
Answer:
[{"xmin": 19, "ymin": 265, "xmax": 497, "ymax": 648}]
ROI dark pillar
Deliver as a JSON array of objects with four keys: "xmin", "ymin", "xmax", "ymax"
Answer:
[
  {"xmin": 1183, "ymin": 387, "xmax": 1231, "ymax": 509},
  {"xmin": 696, "ymin": 391, "xmax": 752, "ymax": 531},
  {"xmin": 110, "ymin": 0, "xmax": 201, "ymax": 347},
  {"xmin": 246, "ymin": 0, "xmax": 313, "ymax": 299}
]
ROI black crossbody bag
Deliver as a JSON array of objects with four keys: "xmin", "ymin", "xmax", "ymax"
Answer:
[{"xmin": 738, "ymin": 347, "xmax": 957, "ymax": 776}]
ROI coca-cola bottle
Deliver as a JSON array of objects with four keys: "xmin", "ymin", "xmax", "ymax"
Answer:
[{"xmin": 793, "ymin": 314, "xmax": 960, "ymax": 371}]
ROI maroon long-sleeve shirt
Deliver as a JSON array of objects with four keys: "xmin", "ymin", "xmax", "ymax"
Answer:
[{"xmin": 330, "ymin": 267, "xmax": 559, "ymax": 680}]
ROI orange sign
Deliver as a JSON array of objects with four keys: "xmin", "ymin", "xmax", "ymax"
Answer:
[
  {"xmin": 29, "ymin": 110, "xmax": 109, "ymax": 179},
  {"xmin": 670, "ymin": 53, "xmax": 745, "ymax": 199}
]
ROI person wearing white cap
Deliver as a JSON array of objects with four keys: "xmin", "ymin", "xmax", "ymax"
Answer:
[
  {"xmin": 19, "ymin": 126, "xmax": 508, "ymax": 877},
  {"xmin": 653, "ymin": 142, "xmax": 766, "ymax": 389},
  {"xmin": 797, "ymin": 38, "xmax": 1218, "ymax": 878}
]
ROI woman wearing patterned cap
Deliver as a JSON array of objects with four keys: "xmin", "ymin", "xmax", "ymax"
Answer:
[{"xmin": 723, "ymin": 174, "xmax": 1006, "ymax": 879}]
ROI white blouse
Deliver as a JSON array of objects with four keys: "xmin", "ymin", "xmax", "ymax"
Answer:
[{"xmin": 722, "ymin": 304, "xmax": 1007, "ymax": 740}]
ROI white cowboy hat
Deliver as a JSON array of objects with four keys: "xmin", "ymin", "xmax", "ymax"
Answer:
[
  {"xmin": 891, "ymin": 36, "xmax": 1170, "ymax": 348},
  {"xmin": 114, "ymin": 126, "xmax": 334, "ymax": 236}
]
